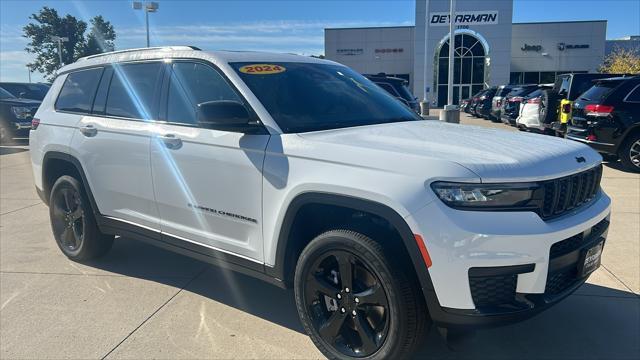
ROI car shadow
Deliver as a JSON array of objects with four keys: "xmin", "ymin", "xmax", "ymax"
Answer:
[
  {"xmin": 85, "ymin": 237, "xmax": 639, "ymax": 359},
  {"xmin": 0, "ymin": 143, "xmax": 29, "ymax": 155},
  {"xmin": 603, "ymin": 159, "xmax": 638, "ymax": 174}
]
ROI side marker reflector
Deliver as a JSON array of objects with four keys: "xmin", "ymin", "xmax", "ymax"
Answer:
[{"xmin": 414, "ymin": 234, "xmax": 432, "ymax": 268}]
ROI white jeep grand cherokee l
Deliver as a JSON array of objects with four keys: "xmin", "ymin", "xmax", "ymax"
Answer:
[{"xmin": 30, "ymin": 46, "xmax": 611, "ymax": 360}]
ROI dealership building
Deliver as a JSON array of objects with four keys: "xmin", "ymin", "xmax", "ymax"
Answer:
[{"xmin": 325, "ymin": 0, "xmax": 615, "ymax": 107}]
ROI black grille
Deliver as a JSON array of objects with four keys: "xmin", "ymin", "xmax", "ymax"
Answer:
[
  {"xmin": 545, "ymin": 218, "xmax": 609, "ymax": 296},
  {"xmin": 469, "ymin": 275, "xmax": 517, "ymax": 307},
  {"xmin": 545, "ymin": 268, "xmax": 578, "ymax": 295},
  {"xmin": 540, "ymin": 165, "xmax": 602, "ymax": 220}
]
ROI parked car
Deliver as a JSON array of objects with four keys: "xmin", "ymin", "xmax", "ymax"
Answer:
[
  {"xmin": 467, "ymin": 91, "xmax": 483, "ymax": 116},
  {"xmin": 459, "ymin": 98, "xmax": 470, "ymax": 112},
  {"xmin": 0, "ymin": 82, "xmax": 50, "ymax": 101},
  {"xmin": 566, "ymin": 76, "xmax": 640, "ymax": 172},
  {"xmin": 364, "ymin": 73, "xmax": 419, "ymax": 113},
  {"xmin": 31, "ymin": 46, "xmax": 611, "ymax": 360},
  {"xmin": 475, "ymin": 87, "xmax": 498, "ymax": 120},
  {"xmin": 515, "ymin": 84, "xmax": 554, "ymax": 133},
  {"xmin": 490, "ymin": 85, "xmax": 513, "ymax": 120},
  {"xmin": 539, "ymin": 73, "xmax": 628, "ymax": 136},
  {"xmin": 500, "ymin": 85, "xmax": 538, "ymax": 126},
  {"xmin": 469, "ymin": 89, "xmax": 491, "ymax": 117},
  {"xmin": 0, "ymin": 87, "xmax": 40, "ymax": 144}
]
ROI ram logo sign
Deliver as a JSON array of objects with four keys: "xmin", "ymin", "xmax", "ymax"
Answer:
[{"xmin": 429, "ymin": 11, "xmax": 499, "ymax": 26}]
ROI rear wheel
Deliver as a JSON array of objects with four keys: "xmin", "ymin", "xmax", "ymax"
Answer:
[
  {"xmin": 294, "ymin": 230, "xmax": 428, "ymax": 360},
  {"xmin": 619, "ymin": 133, "xmax": 640, "ymax": 173},
  {"xmin": 49, "ymin": 175, "xmax": 114, "ymax": 260},
  {"xmin": 0, "ymin": 121, "xmax": 15, "ymax": 145}
]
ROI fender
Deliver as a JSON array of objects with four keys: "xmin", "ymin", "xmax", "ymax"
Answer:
[
  {"xmin": 41, "ymin": 151, "xmax": 101, "ymax": 214},
  {"xmin": 265, "ymin": 192, "xmax": 440, "ymax": 304}
]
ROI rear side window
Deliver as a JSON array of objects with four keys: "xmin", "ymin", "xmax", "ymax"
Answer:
[
  {"xmin": 105, "ymin": 62, "xmax": 163, "ymax": 119},
  {"xmin": 166, "ymin": 62, "xmax": 241, "ymax": 125},
  {"xmin": 578, "ymin": 82, "xmax": 622, "ymax": 103},
  {"xmin": 375, "ymin": 82, "xmax": 399, "ymax": 97},
  {"xmin": 55, "ymin": 68, "xmax": 104, "ymax": 113},
  {"xmin": 625, "ymin": 85, "xmax": 640, "ymax": 102}
]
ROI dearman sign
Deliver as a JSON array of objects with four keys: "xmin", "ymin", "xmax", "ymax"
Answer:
[{"xmin": 429, "ymin": 11, "xmax": 499, "ymax": 26}]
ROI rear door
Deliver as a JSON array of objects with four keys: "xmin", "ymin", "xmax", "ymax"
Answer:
[
  {"xmin": 69, "ymin": 62, "xmax": 164, "ymax": 230},
  {"xmin": 150, "ymin": 60, "xmax": 269, "ymax": 262}
]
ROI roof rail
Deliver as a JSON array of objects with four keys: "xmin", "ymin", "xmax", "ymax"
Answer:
[{"xmin": 77, "ymin": 46, "xmax": 200, "ymax": 62}]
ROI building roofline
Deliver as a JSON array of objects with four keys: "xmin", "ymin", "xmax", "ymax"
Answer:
[
  {"xmin": 325, "ymin": 25, "xmax": 414, "ymax": 31},
  {"xmin": 514, "ymin": 20, "xmax": 607, "ymax": 25}
]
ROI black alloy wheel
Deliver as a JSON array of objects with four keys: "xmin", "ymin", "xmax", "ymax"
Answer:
[
  {"xmin": 303, "ymin": 250, "xmax": 390, "ymax": 357},
  {"xmin": 49, "ymin": 175, "xmax": 114, "ymax": 260},
  {"xmin": 51, "ymin": 185, "xmax": 85, "ymax": 255},
  {"xmin": 295, "ymin": 230, "xmax": 428, "ymax": 360}
]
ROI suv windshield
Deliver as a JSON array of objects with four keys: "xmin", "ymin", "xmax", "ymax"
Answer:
[
  {"xmin": 0, "ymin": 87, "xmax": 16, "ymax": 99},
  {"xmin": 579, "ymin": 81, "xmax": 622, "ymax": 102},
  {"xmin": 0, "ymin": 83, "xmax": 49, "ymax": 100},
  {"xmin": 231, "ymin": 62, "xmax": 420, "ymax": 133}
]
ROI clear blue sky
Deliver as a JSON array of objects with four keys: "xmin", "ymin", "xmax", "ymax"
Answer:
[{"xmin": 1, "ymin": 0, "xmax": 639, "ymax": 82}]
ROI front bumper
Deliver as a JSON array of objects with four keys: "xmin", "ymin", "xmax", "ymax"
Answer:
[{"xmin": 405, "ymin": 191, "xmax": 611, "ymax": 328}]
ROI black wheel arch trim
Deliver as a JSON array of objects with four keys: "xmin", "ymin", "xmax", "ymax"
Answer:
[
  {"xmin": 265, "ymin": 192, "xmax": 448, "ymax": 320},
  {"xmin": 41, "ymin": 151, "xmax": 100, "ymax": 216}
]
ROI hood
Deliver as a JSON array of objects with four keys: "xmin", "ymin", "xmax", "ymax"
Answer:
[
  {"xmin": 0, "ymin": 98, "xmax": 41, "ymax": 106},
  {"xmin": 298, "ymin": 121, "xmax": 601, "ymax": 182}
]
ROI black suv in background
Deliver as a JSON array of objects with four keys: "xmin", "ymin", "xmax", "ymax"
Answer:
[
  {"xmin": 0, "ymin": 82, "xmax": 50, "ymax": 101},
  {"xmin": 0, "ymin": 87, "xmax": 40, "ymax": 144},
  {"xmin": 474, "ymin": 86, "xmax": 497, "ymax": 119},
  {"xmin": 500, "ymin": 84, "xmax": 538, "ymax": 125},
  {"xmin": 364, "ymin": 73, "xmax": 419, "ymax": 113},
  {"xmin": 567, "ymin": 76, "xmax": 640, "ymax": 172}
]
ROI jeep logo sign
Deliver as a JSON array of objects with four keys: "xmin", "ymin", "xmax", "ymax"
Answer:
[
  {"xmin": 429, "ymin": 11, "xmax": 499, "ymax": 26},
  {"xmin": 521, "ymin": 44, "xmax": 542, "ymax": 52}
]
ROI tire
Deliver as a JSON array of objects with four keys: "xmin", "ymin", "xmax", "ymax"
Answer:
[
  {"xmin": 539, "ymin": 90, "xmax": 560, "ymax": 125},
  {"xmin": 294, "ymin": 230, "xmax": 429, "ymax": 360},
  {"xmin": 618, "ymin": 133, "xmax": 640, "ymax": 173},
  {"xmin": 49, "ymin": 175, "xmax": 114, "ymax": 260},
  {"xmin": 0, "ymin": 121, "xmax": 15, "ymax": 145}
]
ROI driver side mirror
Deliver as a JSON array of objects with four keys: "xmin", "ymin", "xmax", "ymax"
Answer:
[{"xmin": 196, "ymin": 100, "xmax": 260, "ymax": 133}]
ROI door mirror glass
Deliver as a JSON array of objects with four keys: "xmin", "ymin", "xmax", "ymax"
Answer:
[{"xmin": 197, "ymin": 100, "xmax": 253, "ymax": 131}]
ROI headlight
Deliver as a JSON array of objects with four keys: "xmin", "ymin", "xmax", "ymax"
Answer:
[
  {"xmin": 11, "ymin": 106, "xmax": 33, "ymax": 119},
  {"xmin": 430, "ymin": 182, "xmax": 540, "ymax": 210}
]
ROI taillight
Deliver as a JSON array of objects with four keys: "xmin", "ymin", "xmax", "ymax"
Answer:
[
  {"xmin": 31, "ymin": 118, "xmax": 40, "ymax": 130},
  {"xmin": 584, "ymin": 104, "xmax": 614, "ymax": 116},
  {"xmin": 527, "ymin": 97, "xmax": 541, "ymax": 104},
  {"xmin": 561, "ymin": 103, "xmax": 571, "ymax": 114},
  {"xmin": 497, "ymin": 100, "xmax": 502, "ymax": 107},
  {"xmin": 586, "ymin": 134, "xmax": 597, "ymax": 141}
]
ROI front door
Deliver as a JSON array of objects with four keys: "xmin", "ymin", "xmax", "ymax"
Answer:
[{"xmin": 150, "ymin": 61, "xmax": 269, "ymax": 262}]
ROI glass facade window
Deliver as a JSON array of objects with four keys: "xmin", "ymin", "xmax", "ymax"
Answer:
[{"xmin": 436, "ymin": 33, "xmax": 486, "ymax": 106}]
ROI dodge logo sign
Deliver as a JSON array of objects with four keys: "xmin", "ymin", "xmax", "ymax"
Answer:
[{"xmin": 576, "ymin": 156, "xmax": 586, "ymax": 163}]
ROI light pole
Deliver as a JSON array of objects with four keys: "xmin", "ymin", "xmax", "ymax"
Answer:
[
  {"xmin": 133, "ymin": 1, "xmax": 159, "ymax": 47},
  {"xmin": 439, "ymin": 0, "xmax": 460, "ymax": 123},
  {"xmin": 420, "ymin": 0, "xmax": 430, "ymax": 117},
  {"xmin": 50, "ymin": 36, "xmax": 68, "ymax": 67}
]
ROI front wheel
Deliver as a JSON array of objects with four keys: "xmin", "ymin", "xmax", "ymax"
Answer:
[{"xmin": 294, "ymin": 230, "xmax": 428, "ymax": 360}]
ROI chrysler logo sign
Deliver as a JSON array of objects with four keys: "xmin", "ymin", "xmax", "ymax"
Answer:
[
  {"xmin": 429, "ymin": 11, "xmax": 499, "ymax": 26},
  {"xmin": 521, "ymin": 44, "xmax": 542, "ymax": 52}
]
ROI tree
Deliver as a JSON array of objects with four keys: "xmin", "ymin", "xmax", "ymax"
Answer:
[
  {"xmin": 600, "ymin": 46, "xmax": 640, "ymax": 74},
  {"xmin": 85, "ymin": 16, "xmax": 116, "ymax": 56},
  {"xmin": 23, "ymin": 7, "xmax": 116, "ymax": 81}
]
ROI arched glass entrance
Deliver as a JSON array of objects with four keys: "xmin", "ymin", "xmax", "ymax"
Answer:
[{"xmin": 436, "ymin": 32, "xmax": 487, "ymax": 107}]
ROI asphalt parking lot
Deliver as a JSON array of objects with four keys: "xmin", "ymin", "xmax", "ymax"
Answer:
[{"xmin": 1, "ymin": 113, "xmax": 639, "ymax": 359}]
